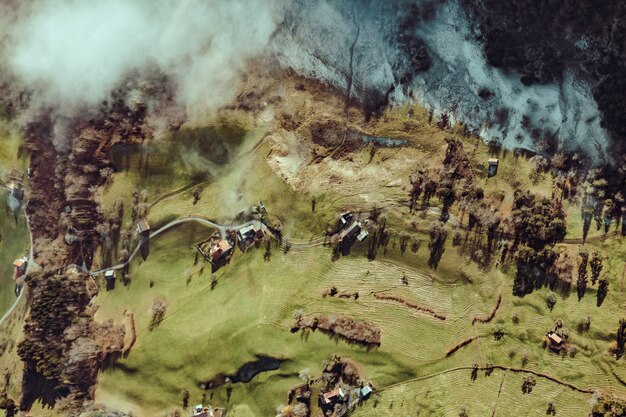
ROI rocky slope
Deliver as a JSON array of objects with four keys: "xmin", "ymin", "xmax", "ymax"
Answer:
[{"xmin": 272, "ymin": 0, "xmax": 617, "ymax": 162}]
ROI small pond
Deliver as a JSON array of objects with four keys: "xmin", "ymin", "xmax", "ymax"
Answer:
[
  {"xmin": 351, "ymin": 133, "xmax": 408, "ymax": 147},
  {"xmin": 203, "ymin": 355, "xmax": 284, "ymax": 387}
]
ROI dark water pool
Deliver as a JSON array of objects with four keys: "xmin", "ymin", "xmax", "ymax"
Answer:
[
  {"xmin": 203, "ymin": 355, "xmax": 284, "ymax": 387},
  {"xmin": 352, "ymin": 133, "xmax": 407, "ymax": 147}
]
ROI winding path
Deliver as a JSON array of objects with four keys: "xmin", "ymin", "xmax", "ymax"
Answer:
[
  {"xmin": 90, "ymin": 216, "xmax": 264, "ymax": 275},
  {"xmin": 0, "ymin": 193, "xmax": 38, "ymax": 327},
  {"xmin": 0, "ymin": 289, "xmax": 23, "ymax": 328},
  {"xmin": 379, "ymin": 364, "xmax": 596, "ymax": 395}
]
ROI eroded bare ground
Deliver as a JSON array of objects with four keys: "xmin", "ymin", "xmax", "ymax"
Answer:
[{"xmin": 231, "ymin": 61, "xmax": 446, "ymax": 207}]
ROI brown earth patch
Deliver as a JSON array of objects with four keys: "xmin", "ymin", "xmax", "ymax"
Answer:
[
  {"xmin": 373, "ymin": 293, "xmax": 446, "ymax": 320},
  {"xmin": 291, "ymin": 315, "xmax": 380, "ymax": 347},
  {"xmin": 472, "ymin": 292, "xmax": 502, "ymax": 324},
  {"xmin": 446, "ymin": 336, "xmax": 478, "ymax": 357}
]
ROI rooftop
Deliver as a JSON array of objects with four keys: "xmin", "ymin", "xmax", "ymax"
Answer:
[
  {"xmin": 322, "ymin": 387, "xmax": 345, "ymax": 404},
  {"xmin": 547, "ymin": 331, "xmax": 562, "ymax": 345},
  {"xmin": 13, "ymin": 258, "xmax": 27, "ymax": 268},
  {"xmin": 136, "ymin": 219, "xmax": 151, "ymax": 233}
]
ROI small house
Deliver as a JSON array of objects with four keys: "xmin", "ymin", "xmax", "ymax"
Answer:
[
  {"xmin": 237, "ymin": 225, "xmax": 256, "ymax": 242},
  {"xmin": 209, "ymin": 240, "xmax": 233, "ymax": 262},
  {"xmin": 104, "ymin": 270, "xmax": 116, "ymax": 291},
  {"xmin": 487, "ymin": 158, "xmax": 499, "ymax": 178},
  {"xmin": 136, "ymin": 219, "xmax": 151, "ymax": 236},
  {"xmin": 360, "ymin": 384, "xmax": 373, "ymax": 399},
  {"xmin": 547, "ymin": 331, "xmax": 562, "ymax": 346},
  {"xmin": 12, "ymin": 258, "xmax": 27, "ymax": 277},
  {"xmin": 322, "ymin": 387, "xmax": 346, "ymax": 405}
]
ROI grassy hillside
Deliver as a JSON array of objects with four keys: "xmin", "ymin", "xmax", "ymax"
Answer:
[{"xmin": 90, "ymin": 106, "xmax": 626, "ymax": 417}]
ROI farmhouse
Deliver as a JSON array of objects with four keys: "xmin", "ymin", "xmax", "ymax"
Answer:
[
  {"xmin": 339, "ymin": 222, "xmax": 361, "ymax": 241},
  {"xmin": 196, "ymin": 234, "xmax": 235, "ymax": 272},
  {"xmin": 237, "ymin": 224, "xmax": 265, "ymax": 251},
  {"xmin": 337, "ymin": 218, "xmax": 368, "ymax": 255},
  {"xmin": 321, "ymin": 387, "xmax": 346, "ymax": 406},
  {"xmin": 196, "ymin": 236, "xmax": 233, "ymax": 262},
  {"xmin": 237, "ymin": 224, "xmax": 264, "ymax": 241},
  {"xmin": 209, "ymin": 239, "xmax": 233, "ymax": 262},
  {"xmin": 12, "ymin": 258, "xmax": 27, "ymax": 278}
]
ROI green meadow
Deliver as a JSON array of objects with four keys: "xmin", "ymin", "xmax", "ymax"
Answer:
[{"xmin": 90, "ymin": 113, "xmax": 626, "ymax": 417}]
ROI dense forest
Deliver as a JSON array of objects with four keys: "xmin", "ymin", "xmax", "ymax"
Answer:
[{"xmin": 462, "ymin": 0, "xmax": 626, "ymax": 156}]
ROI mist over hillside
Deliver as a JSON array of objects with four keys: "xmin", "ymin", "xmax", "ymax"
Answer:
[
  {"xmin": 0, "ymin": 0, "xmax": 623, "ymax": 162},
  {"xmin": 272, "ymin": 0, "xmax": 617, "ymax": 162},
  {"xmin": 0, "ymin": 0, "xmax": 282, "ymax": 120}
]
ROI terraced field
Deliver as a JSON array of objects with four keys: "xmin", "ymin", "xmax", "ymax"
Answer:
[{"xmin": 88, "ymin": 107, "xmax": 626, "ymax": 417}]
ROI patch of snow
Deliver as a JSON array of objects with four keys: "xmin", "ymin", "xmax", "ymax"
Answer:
[{"xmin": 272, "ymin": 0, "xmax": 611, "ymax": 163}]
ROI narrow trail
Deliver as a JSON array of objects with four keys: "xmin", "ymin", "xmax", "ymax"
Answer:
[
  {"xmin": 90, "ymin": 216, "xmax": 264, "ymax": 275},
  {"xmin": 379, "ymin": 364, "xmax": 596, "ymax": 395},
  {"xmin": 491, "ymin": 371, "xmax": 507, "ymax": 417},
  {"xmin": 0, "ymin": 195, "xmax": 39, "ymax": 328},
  {"xmin": 0, "ymin": 290, "xmax": 23, "ymax": 328},
  {"xmin": 281, "ymin": 201, "xmax": 621, "ymax": 252},
  {"xmin": 148, "ymin": 177, "xmax": 209, "ymax": 209}
]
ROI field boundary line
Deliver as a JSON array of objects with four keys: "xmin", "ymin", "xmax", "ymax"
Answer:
[
  {"xmin": 491, "ymin": 371, "xmax": 507, "ymax": 417},
  {"xmin": 378, "ymin": 365, "xmax": 596, "ymax": 394}
]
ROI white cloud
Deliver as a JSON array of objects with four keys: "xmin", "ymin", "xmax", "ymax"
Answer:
[{"xmin": 3, "ymin": 0, "xmax": 283, "ymax": 116}]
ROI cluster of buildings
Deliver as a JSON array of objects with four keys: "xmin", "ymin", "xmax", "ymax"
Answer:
[
  {"xmin": 336, "ymin": 213, "xmax": 369, "ymax": 255},
  {"xmin": 192, "ymin": 404, "xmax": 224, "ymax": 417},
  {"xmin": 101, "ymin": 219, "xmax": 152, "ymax": 291},
  {"xmin": 194, "ymin": 222, "xmax": 265, "ymax": 272},
  {"xmin": 319, "ymin": 383, "xmax": 374, "ymax": 415}
]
